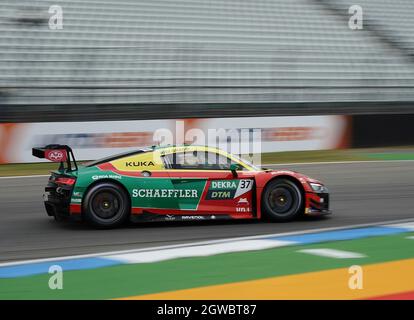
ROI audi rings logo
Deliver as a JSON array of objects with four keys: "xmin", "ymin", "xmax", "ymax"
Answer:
[
  {"xmin": 45, "ymin": 149, "xmax": 67, "ymax": 162},
  {"xmin": 49, "ymin": 151, "xmax": 64, "ymax": 161}
]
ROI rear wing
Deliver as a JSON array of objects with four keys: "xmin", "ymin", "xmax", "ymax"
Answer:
[{"xmin": 32, "ymin": 144, "xmax": 78, "ymax": 171}]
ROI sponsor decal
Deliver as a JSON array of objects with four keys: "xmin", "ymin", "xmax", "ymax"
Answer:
[
  {"xmin": 210, "ymin": 180, "xmax": 238, "ymax": 190},
  {"xmin": 181, "ymin": 215, "xmax": 205, "ymax": 220},
  {"xmin": 237, "ymin": 197, "xmax": 249, "ymax": 206},
  {"xmin": 33, "ymin": 132, "xmax": 154, "ymax": 149},
  {"xmin": 236, "ymin": 207, "xmax": 250, "ymax": 213},
  {"xmin": 45, "ymin": 149, "xmax": 67, "ymax": 162},
  {"xmin": 71, "ymin": 198, "xmax": 82, "ymax": 203},
  {"xmin": 111, "ymin": 152, "xmax": 164, "ymax": 171},
  {"xmin": 131, "ymin": 213, "xmax": 233, "ymax": 222},
  {"xmin": 262, "ymin": 127, "xmax": 325, "ymax": 141},
  {"xmin": 208, "ymin": 191, "xmax": 232, "ymax": 199},
  {"xmin": 92, "ymin": 174, "xmax": 121, "ymax": 180},
  {"xmin": 130, "ymin": 179, "xmax": 206, "ymax": 211},
  {"xmin": 125, "ymin": 161, "xmax": 154, "ymax": 167},
  {"xmin": 206, "ymin": 179, "xmax": 253, "ymax": 200},
  {"xmin": 132, "ymin": 189, "xmax": 198, "ymax": 198}
]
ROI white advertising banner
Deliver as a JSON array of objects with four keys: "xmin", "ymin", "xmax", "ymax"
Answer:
[{"xmin": 0, "ymin": 115, "xmax": 349, "ymax": 164}]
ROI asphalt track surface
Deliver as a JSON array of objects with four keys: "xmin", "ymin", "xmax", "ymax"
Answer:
[{"xmin": 1, "ymin": 161, "xmax": 413, "ymax": 263}]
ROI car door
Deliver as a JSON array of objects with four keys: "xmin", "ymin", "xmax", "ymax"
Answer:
[
  {"xmin": 162, "ymin": 148, "xmax": 255, "ymax": 217},
  {"xmin": 109, "ymin": 150, "xmax": 182, "ymax": 211}
]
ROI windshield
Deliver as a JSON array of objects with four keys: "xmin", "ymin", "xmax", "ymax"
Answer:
[{"xmin": 231, "ymin": 153, "xmax": 262, "ymax": 171}]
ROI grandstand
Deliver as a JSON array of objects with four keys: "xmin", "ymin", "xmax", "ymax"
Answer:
[
  {"xmin": 325, "ymin": 0, "xmax": 414, "ymax": 55},
  {"xmin": 1, "ymin": 0, "xmax": 414, "ymax": 120}
]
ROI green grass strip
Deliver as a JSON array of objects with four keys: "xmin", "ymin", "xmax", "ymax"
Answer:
[
  {"xmin": 261, "ymin": 149, "xmax": 368, "ymax": 164},
  {"xmin": 0, "ymin": 163, "xmax": 59, "ymax": 177},
  {"xmin": 365, "ymin": 153, "xmax": 414, "ymax": 161},
  {"xmin": 0, "ymin": 232, "xmax": 413, "ymax": 299}
]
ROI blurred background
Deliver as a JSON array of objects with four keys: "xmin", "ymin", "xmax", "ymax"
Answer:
[
  {"xmin": 1, "ymin": 2, "xmax": 414, "ymax": 299},
  {"xmin": 1, "ymin": 0, "xmax": 414, "ymax": 165},
  {"xmin": 1, "ymin": 0, "xmax": 414, "ymax": 119}
]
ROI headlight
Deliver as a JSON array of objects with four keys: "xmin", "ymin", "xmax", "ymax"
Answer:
[{"xmin": 309, "ymin": 182, "xmax": 328, "ymax": 193}]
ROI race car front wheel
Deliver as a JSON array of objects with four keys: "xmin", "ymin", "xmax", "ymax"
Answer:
[
  {"xmin": 262, "ymin": 179, "xmax": 303, "ymax": 222},
  {"xmin": 83, "ymin": 182, "xmax": 130, "ymax": 228}
]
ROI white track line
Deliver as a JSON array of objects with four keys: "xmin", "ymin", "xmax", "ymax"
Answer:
[
  {"xmin": 384, "ymin": 222, "xmax": 414, "ymax": 231},
  {"xmin": 106, "ymin": 240, "xmax": 294, "ymax": 264},
  {"xmin": 298, "ymin": 248, "xmax": 366, "ymax": 259},
  {"xmin": 1, "ymin": 217, "xmax": 413, "ymax": 267}
]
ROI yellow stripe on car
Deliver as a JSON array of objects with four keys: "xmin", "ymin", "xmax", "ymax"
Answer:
[{"xmin": 110, "ymin": 146, "xmax": 256, "ymax": 172}]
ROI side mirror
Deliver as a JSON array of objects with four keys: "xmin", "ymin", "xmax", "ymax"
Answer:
[{"xmin": 230, "ymin": 163, "xmax": 238, "ymax": 177}]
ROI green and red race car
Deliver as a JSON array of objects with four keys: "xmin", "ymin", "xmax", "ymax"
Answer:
[{"xmin": 33, "ymin": 144, "xmax": 330, "ymax": 228}]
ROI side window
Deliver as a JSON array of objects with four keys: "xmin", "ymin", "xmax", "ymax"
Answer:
[{"xmin": 163, "ymin": 151, "xmax": 241, "ymax": 170}]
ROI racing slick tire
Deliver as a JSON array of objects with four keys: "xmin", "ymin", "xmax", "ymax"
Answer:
[
  {"xmin": 262, "ymin": 178, "xmax": 304, "ymax": 222},
  {"xmin": 83, "ymin": 182, "xmax": 130, "ymax": 228}
]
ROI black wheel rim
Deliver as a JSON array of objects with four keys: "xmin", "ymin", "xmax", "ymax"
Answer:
[
  {"xmin": 268, "ymin": 186, "xmax": 295, "ymax": 215},
  {"xmin": 91, "ymin": 191, "xmax": 120, "ymax": 219}
]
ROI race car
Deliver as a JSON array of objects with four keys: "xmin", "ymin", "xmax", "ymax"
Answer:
[{"xmin": 32, "ymin": 144, "xmax": 330, "ymax": 228}]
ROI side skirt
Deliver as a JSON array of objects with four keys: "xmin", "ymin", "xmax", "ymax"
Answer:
[{"xmin": 130, "ymin": 212, "xmax": 254, "ymax": 223}]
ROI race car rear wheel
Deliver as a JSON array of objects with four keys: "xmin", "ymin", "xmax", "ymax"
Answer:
[
  {"xmin": 83, "ymin": 182, "xmax": 130, "ymax": 228},
  {"xmin": 262, "ymin": 178, "xmax": 303, "ymax": 221}
]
